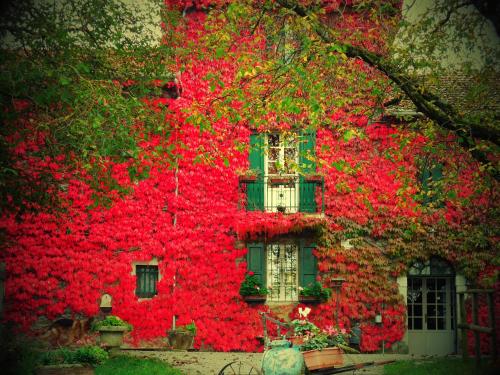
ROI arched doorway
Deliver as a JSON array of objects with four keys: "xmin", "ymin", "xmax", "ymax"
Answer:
[{"xmin": 407, "ymin": 257, "xmax": 456, "ymax": 355}]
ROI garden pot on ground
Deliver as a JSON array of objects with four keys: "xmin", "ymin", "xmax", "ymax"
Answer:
[
  {"xmin": 98, "ymin": 326, "xmax": 128, "ymax": 347},
  {"xmin": 302, "ymin": 347, "xmax": 343, "ymax": 371},
  {"xmin": 167, "ymin": 329, "xmax": 195, "ymax": 350}
]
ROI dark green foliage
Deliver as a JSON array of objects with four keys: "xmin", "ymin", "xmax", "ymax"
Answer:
[
  {"xmin": 0, "ymin": 324, "xmax": 41, "ymax": 375},
  {"xmin": 300, "ymin": 281, "xmax": 332, "ymax": 301},
  {"xmin": 91, "ymin": 315, "xmax": 132, "ymax": 331},
  {"xmin": 384, "ymin": 358, "xmax": 499, "ymax": 375},
  {"xmin": 239, "ymin": 273, "xmax": 269, "ymax": 296},
  {"xmin": 39, "ymin": 346, "xmax": 108, "ymax": 365},
  {"xmin": 95, "ymin": 356, "xmax": 182, "ymax": 375}
]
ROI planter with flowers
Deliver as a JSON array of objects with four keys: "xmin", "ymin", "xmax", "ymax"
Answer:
[
  {"xmin": 239, "ymin": 272, "xmax": 268, "ymax": 303},
  {"xmin": 92, "ymin": 315, "xmax": 132, "ymax": 348},
  {"xmin": 290, "ymin": 309, "xmax": 358, "ymax": 371},
  {"xmin": 303, "ymin": 173, "xmax": 324, "ymax": 183},
  {"xmin": 237, "ymin": 169, "xmax": 260, "ymax": 183},
  {"xmin": 299, "ymin": 282, "xmax": 332, "ymax": 304}
]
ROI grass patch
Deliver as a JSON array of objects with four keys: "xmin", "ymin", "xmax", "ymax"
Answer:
[
  {"xmin": 95, "ymin": 356, "xmax": 182, "ymax": 375},
  {"xmin": 384, "ymin": 357, "xmax": 500, "ymax": 375}
]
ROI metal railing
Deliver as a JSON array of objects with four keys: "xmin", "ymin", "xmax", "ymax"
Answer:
[{"xmin": 238, "ymin": 175, "xmax": 325, "ymax": 214}]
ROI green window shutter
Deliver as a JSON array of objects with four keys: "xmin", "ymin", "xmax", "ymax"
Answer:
[
  {"xmin": 136, "ymin": 265, "xmax": 159, "ymax": 298},
  {"xmin": 299, "ymin": 132, "xmax": 317, "ymax": 213},
  {"xmin": 299, "ymin": 241, "xmax": 317, "ymax": 288},
  {"xmin": 247, "ymin": 133, "xmax": 264, "ymax": 211},
  {"xmin": 247, "ymin": 243, "xmax": 265, "ymax": 285},
  {"xmin": 420, "ymin": 162, "xmax": 443, "ymax": 206}
]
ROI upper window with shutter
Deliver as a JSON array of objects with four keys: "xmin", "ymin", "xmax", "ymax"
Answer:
[{"xmin": 243, "ymin": 131, "xmax": 321, "ymax": 213}]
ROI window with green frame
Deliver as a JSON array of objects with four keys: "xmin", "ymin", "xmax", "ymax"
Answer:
[
  {"xmin": 246, "ymin": 131, "xmax": 318, "ymax": 213},
  {"xmin": 135, "ymin": 265, "xmax": 158, "ymax": 298},
  {"xmin": 418, "ymin": 159, "xmax": 444, "ymax": 207},
  {"xmin": 246, "ymin": 240, "xmax": 317, "ymax": 302}
]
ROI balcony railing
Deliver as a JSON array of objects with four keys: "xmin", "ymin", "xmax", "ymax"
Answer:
[{"xmin": 238, "ymin": 175, "xmax": 325, "ymax": 214}]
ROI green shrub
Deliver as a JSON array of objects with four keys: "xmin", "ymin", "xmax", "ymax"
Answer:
[
  {"xmin": 239, "ymin": 273, "xmax": 268, "ymax": 296},
  {"xmin": 92, "ymin": 315, "xmax": 132, "ymax": 331},
  {"xmin": 178, "ymin": 322, "xmax": 196, "ymax": 335},
  {"xmin": 0, "ymin": 324, "xmax": 41, "ymax": 375},
  {"xmin": 40, "ymin": 346, "xmax": 108, "ymax": 365},
  {"xmin": 299, "ymin": 282, "xmax": 332, "ymax": 301}
]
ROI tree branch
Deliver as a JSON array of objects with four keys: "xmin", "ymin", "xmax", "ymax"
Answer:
[{"xmin": 275, "ymin": 0, "xmax": 499, "ymax": 174}]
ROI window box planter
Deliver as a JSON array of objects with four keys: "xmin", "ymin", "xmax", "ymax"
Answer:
[
  {"xmin": 167, "ymin": 329, "xmax": 195, "ymax": 350},
  {"xmin": 98, "ymin": 326, "xmax": 128, "ymax": 348},
  {"xmin": 298, "ymin": 295, "xmax": 320, "ymax": 304},
  {"xmin": 302, "ymin": 347, "xmax": 344, "ymax": 371},
  {"xmin": 238, "ymin": 175, "xmax": 258, "ymax": 183},
  {"xmin": 304, "ymin": 174, "xmax": 323, "ymax": 183},
  {"xmin": 268, "ymin": 177, "xmax": 295, "ymax": 186},
  {"xmin": 242, "ymin": 295, "xmax": 267, "ymax": 303}
]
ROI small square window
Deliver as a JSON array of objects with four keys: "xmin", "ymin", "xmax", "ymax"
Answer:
[{"xmin": 136, "ymin": 265, "xmax": 158, "ymax": 298}]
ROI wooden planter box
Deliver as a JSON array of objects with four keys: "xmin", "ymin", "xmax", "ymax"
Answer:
[
  {"xmin": 299, "ymin": 295, "xmax": 320, "ymax": 304},
  {"xmin": 167, "ymin": 329, "xmax": 195, "ymax": 350},
  {"xmin": 304, "ymin": 175, "xmax": 323, "ymax": 183},
  {"xmin": 242, "ymin": 295, "xmax": 267, "ymax": 303},
  {"xmin": 238, "ymin": 175, "xmax": 258, "ymax": 183},
  {"xmin": 98, "ymin": 326, "xmax": 128, "ymax": 347},
  {"xmin": 302, "ymin": 347, "xmax": 344, "ymax": 371},
  {"xmin": 268, "ymin": 177, "xmax": 295, "ymax": 186}
]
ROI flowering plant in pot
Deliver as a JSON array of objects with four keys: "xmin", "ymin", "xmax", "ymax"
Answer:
[
  {"xmin": 239, "ymin": 272, "xmax": 268, "ymax": 303},
  {"xmin": 92, "ymin": 315, "xmax": 132, "ymax": 348},
  {"xmin": 299, "ymin": 282, "xmax": 332, "ymax": 303},
  {"xmin": 168, "ymin": 321, "xmax": 197, "ymax": 350}
]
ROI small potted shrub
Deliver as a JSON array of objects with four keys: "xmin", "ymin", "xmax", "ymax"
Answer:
[
  {"xmin": 239, "ymin": 272, "xmax": 268, "ymax": 303},
  {"xmin": 299, "ymin": 282, "xmax": 332, "ymax": 303},
  {"xmin": 92, "ymin": 315, "xmax": 132, "ymax": 348},
  {"xmin": 167, "ymin": 321, "xmax": 196, "ymax": 350}
]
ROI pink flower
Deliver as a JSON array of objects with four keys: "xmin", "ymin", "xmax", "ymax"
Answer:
[{"xmin": 248, "ymin": 271, "xmax": 254, "ymax": 276}]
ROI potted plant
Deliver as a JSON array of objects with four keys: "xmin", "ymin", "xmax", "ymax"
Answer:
[
  {"xmin": 167, "ymin": 321, "xmax": 196, "ymax": 350},
  {"xmin": 289, "ymin": 315, "xmax": 320, "ymax": 347},
  {"xmin": 299, "ymin": 282, "xmax": 332, "ymax": 303},
  {"xmin": 301, "ymin": 326, "xmax": 359, "ymax": 370},
  {"xmin": 92, "ymin": 315, "xmax": 132, "ymax": 348},
  {"xmin": 239, "ymin": 272, "xmax": 268, "ymax": 303},
  {"xmin": 236, "ymin": 169, "xmax": 260, "ymax": 183}
]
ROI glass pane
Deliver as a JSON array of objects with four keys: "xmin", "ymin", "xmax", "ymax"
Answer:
[
  {"xmin": 437, "ymin": 318, "xmax": 445, "ymax": 330},
  {"xmin": 437, "ymin": 304, "xmax": 445, "ymax": 317},
  {"xmin": 269, "ymin": 134, "xmax": 279, "ymax": 147},
  {"xmin": 269, "ymin": 148, "xmax": 279, "ymax": 160},
  {"xmin": 268, "ymin": 161, "xmax": 278, "ymax": 174},
  {"xmin": 428, "ymin": 279, "xmax": 436, "ymax": 290},
  {"xmin": 427, "ymin": 317, "xmax": 436, "ymax": 330},
  {"xmin": 427, "ymin": 291, "xmax": 435, "ymax": 303},
  {"xmin": 408, "ymin": 317, "xmax": 413, "ymax": 330},
  {"xmin": 427, "ymin": 305, "xmax": 436, "ymax": 317},
  {"xmin": 414, "ymin": 318, "xmax": 422, "ymax": 330},
  {"xmin": 414, "ymin": 304, "xmax": 422, "ymax": 317}
]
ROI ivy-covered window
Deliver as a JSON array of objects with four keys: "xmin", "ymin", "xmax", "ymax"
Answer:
[
  {"xmin": 246, "ymin": 131, "xmax": 318, "ymax": 213},
  {"xmin": 135, "ymin": 265, "xmax": 158, "ymax": 298},
  {"xmin": 246, "ymin": 240, "xmax": 317, "ymax": 302},
  {"xmin": 418, "ymin": 160, "xmax": 444, "ymax": 207}
]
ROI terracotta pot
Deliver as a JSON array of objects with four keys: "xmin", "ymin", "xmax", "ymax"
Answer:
[
  {"xmin": 242, "ymin": 295, "xmax": 267, "ymax": 303},
  {"xmin": 302, "ymin": 347, "xmax": 344, "ymax": 371},
  {"xmin": 299, "ymin": 295, "xmax": 320, "ymax": 304},
  {"xmin": 289, "ymin": 336, "xmax": 305, "ymax": 346}
]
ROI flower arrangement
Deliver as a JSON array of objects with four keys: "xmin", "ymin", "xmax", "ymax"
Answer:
[
  {"xmin": 299, "ymin": 282, "xmax": 332, "ymax": 301},
  {"xmin": 239, "ymin": 272, "xmax": 268, "ymax": 296},
  {"xmin": 290, "ymin": 308, "xmax": 358, "ymax": 353}
]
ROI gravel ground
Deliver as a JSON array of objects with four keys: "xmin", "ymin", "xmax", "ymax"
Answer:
[{"xmin": 120, "ymin": 350, "xmax": 414, "ymax": 375}]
